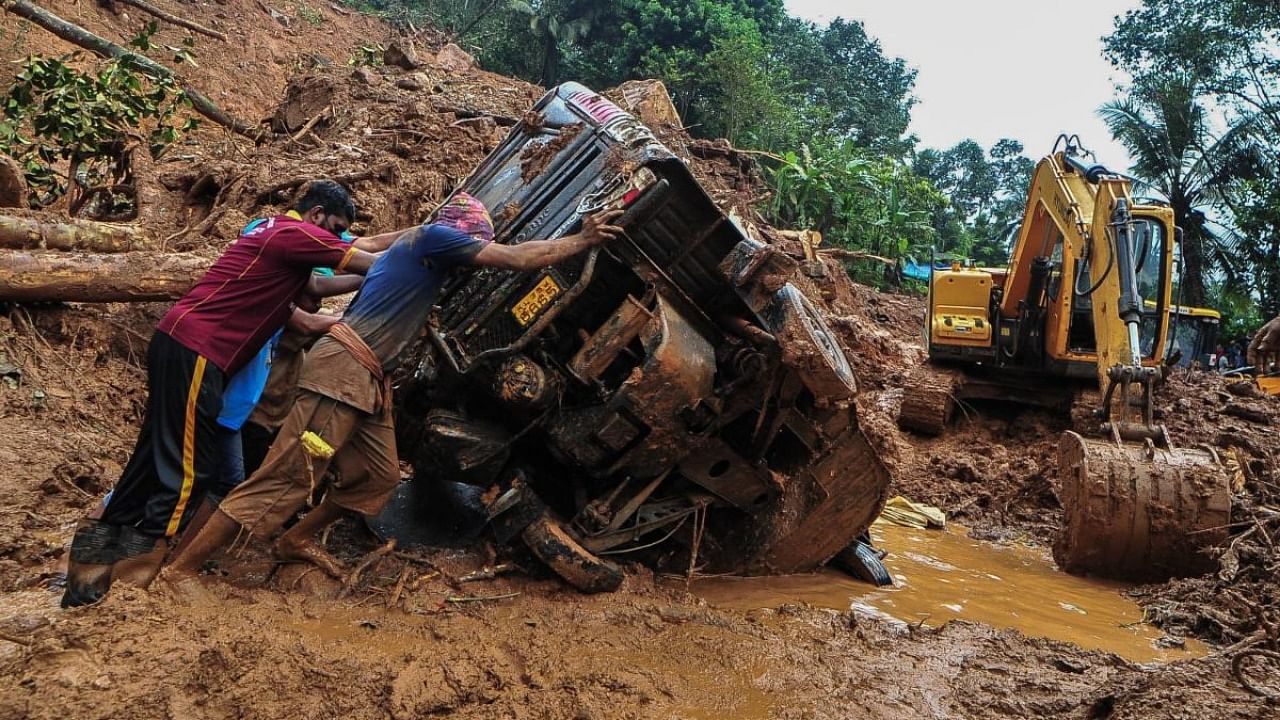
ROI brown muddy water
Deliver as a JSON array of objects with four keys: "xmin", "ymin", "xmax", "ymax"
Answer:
[{"xmin": 693, "ymin": 524, "xmax": 1208, "ymax": 663}]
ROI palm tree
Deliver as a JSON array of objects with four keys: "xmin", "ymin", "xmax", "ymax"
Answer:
[{"xmin": 1099, "ymin": 72, "xmax": 1260, "ymax": 306}]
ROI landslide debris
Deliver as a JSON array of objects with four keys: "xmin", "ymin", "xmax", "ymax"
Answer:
[{"xmin": 0, "ymin": 3, "xmax": 1278, "ymax": 716}]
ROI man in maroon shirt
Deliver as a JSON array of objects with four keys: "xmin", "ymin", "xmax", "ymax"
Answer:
[{"xmin": 62, "ymin": 180, "xmax": 379, "ymax": 608}]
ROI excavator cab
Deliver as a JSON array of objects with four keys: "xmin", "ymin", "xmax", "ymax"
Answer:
[{"xmin": 1161, "ymin": 305, "xmax": 1221, "ymax": 367}]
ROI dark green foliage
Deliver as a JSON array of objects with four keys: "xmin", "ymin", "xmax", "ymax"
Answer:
[
  {"xmin": 0, "ymin": 48, "xmax": 194, "ymax": 209},
  {"xmin": 767, "ymin": 140, "xmax": 947, "ymax": 285},
  {"xmin": 767, "ymin": 17, "xmax": 916, "ymax": 153},
  {"xmin": 911, "ymin": 138, "xmax": 1034, "ymax": 266}
]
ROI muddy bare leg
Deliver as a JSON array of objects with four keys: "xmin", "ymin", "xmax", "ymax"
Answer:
[
  {"xmin": 165, "ymin": 509, "xmax": 242, "ymax": 577},
  {"xmin": 275, "ymin": 499, "xmax": 347, "ymax": 578},
  {"xmin": 168, "ymin": 495, "xmax": 222, "ymax": 559}
]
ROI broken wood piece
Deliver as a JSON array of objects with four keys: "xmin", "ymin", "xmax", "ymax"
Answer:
[
  {"xmin": 255, "ymin": 0, "xmax": 291, "ymax": 27},
  {"xmin": 338, "ymin": 538, "xmax": 396, "ymax": 598},
  {"xmin": 115, "ymin": 0, "xmax": 228, "ymax": 41},
  {"xmin": 0, "ymin": 215, "xmax": 154, "ymax": 252},
  {"xmin": 290, "ymin": 112, "xmax": 327, "ymax": 144},
  {"xmin": 387, "ymin": 561, "xmax": 411, "ymax": 608},
  {"xmin": 817, "ymin": 247, "xmax": 897, "ymax": 266},
  {"xmin": 255, "ymin": 163, "xmax": 397, "ymax": 203},
  {"xmin": 1224, "ymin": 404, "xmax": 1272, "ymax": 425},
  {"xmin": 0, "ymin": 250, "xmax": 206, "ymax": 302},
  {"xmin": 458, "ymin": 562, "xmax": 516, "ymax": 583},
  {"xmin": 0, "ymin": 630, "xmax": 33, "ymax": 646},
  {"xmin": 438, "ymin": 104, "xmax": 520, "ymax": 127},
  {"xmin": 444, "ymin": 592, "xmax": 520, "ymax": 603}
]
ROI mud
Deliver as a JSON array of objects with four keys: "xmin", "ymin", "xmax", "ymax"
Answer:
[
  {"xmin": 696, "ymin": 523, "xmax": 1208, "ymax": 663},
  {"xmin": 520, "ymin": 123, "xmax": 584, "ymax": 182},
  {"xmin": 0, "ymin": 1, "xmax": 1278, "ymax": 716}
]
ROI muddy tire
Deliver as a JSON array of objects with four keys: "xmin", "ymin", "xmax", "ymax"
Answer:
[
  {"xmin": 832, "ymin": 540, "xmax": 893, "ymax": 586},
  {"xmin": 768, "ymin": 284, "xmax": 857, "ymax": 400},
  {"xmin": 897, "ymin": 368, "xmax": 960, "ymax": 435},
  {"xmin": 522, "ymin": 514, "xmax": 624, "ymax": 593}
]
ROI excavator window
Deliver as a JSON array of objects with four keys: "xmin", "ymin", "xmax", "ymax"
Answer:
[
  {"xmin": 1045, "ymin": 232, "xmax": 1065, "ymax": 302},
  {"xmin": 1134, "ymin": 219, "xmax": 1166, "ymax": 357},
  {"xmin": 1068, "ymin": 218, "xmax": 1167, "ymax": 357}
]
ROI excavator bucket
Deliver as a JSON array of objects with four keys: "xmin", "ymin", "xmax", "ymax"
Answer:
[{"xmin": 1053, "ymin": 431, "xmax": 1232, "ymax": 581}]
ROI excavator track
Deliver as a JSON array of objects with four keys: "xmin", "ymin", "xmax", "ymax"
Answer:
[{"xmin": 1053, "ymin": 431, "xmax": 1231, "ymax": 581}]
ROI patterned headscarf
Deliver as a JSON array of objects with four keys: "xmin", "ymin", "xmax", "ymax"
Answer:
[{"xmin": 435, "ymin": 192, "xmax": 494, "ymax": 243}]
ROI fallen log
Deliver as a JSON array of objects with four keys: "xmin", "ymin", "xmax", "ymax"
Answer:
[
  {"xmin": 114, "ymin": 0, "xmax": 228, "ymax": 42},
  {"xmin": 0, "ymin": 215, "xmax": 154, "ymax": 252},
  {"xmin": 0, "ymin": 250, "xmax": 205, "ymax": 302},
  {"xmin": 254, "ymin": 163, "xmax": 399, "ymax": 203},
  {"xmin": 2, "ymin": 0, "xmax": 260, "ymax": 140}
]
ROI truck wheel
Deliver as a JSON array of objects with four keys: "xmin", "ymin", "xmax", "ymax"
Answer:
[
  {"xmin": 832, "ymin": 539, "xmax": 893, "ymax": 586},
  {"xmin": 769, "ymin": 284, "xmax": 857, "ymax": 400},
  {"xmin": 521, "ymin": 514, "xmax": 624, "ymax": 593}
]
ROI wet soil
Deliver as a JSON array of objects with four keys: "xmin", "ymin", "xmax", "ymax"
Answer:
[
  {"xmin": 1, "ymin": 1, "xmax": 1278, "ymax": 716},
  {"xmin": 696, "ymin": 524, "xmax": 1208, "ymax": 663}
]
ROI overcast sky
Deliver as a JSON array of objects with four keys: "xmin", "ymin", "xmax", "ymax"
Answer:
[{"xmin": 784, "ymin": 0, "xmax": 1141, "ymax": 167}]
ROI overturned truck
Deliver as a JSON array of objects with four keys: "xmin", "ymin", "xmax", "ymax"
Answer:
[{"xmin": 376, "ymin": 83, "xmax": 890, "ymax": 591}]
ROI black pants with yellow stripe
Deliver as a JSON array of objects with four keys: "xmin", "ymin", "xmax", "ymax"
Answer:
[{"xmin": 103, "ymin": 331, "xmax": 225, "ymax": 539}]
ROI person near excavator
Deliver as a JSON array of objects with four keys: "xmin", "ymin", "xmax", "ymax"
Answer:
[
  {"xmin": 62, "ymin": 180, "xmax": 381, "ymax": 608},
  {"xmin": 165, "ymin": 194, "xmax": 626, "ymax": 582}
]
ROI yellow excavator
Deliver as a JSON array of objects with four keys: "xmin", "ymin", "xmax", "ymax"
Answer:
[{"xmin": 900, "ymin": 136, "xmax": 1231, "ymax": 581}]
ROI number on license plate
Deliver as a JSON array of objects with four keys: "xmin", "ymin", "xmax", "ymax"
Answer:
[{"xmin": 511, "ymin": 275, "xmax": 563, "ymax": 326}]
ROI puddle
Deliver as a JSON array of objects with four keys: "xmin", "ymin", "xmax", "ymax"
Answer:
[{"xmin": 693, "ymin": 524, "xmax": 1208, "ymax": 663}]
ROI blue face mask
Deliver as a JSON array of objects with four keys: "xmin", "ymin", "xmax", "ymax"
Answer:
[{"xmin": 340, "ymin": 230, "xmax": 356, "ymax": 244}]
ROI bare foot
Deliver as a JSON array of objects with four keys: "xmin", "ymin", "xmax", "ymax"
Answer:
[
  {"xmin": 154, "ymin": 568, "xmax": 217, "ymax": 606},
  {"xmin": 275, "ymin": 536, "xmax": 346, "ymax": 579}
]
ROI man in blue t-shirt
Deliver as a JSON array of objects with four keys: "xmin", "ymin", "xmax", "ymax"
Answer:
[{"xmin": 168, "ymin": 193, "xmax": 624, "ymax": 579}]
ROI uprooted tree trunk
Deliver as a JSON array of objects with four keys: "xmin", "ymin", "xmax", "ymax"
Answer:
[
  {"xmin": 0, "ymin": 214, "xmax": 155, "ymax": 252},
  {"xmin": 2, "ymin": 0, "xmax": 261, "ymax": 140},
  {"xmin": 0, "ymin": 250, "xmax": 205, "ymax": 302}
]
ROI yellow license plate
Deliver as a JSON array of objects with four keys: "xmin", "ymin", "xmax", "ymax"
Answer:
[{"xmin": 512, "ymin": 275, "xmax": 562, "ymax": 326}]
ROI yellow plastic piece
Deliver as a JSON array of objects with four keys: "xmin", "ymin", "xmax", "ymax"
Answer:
[
  {"xmin": 875, "ymin": 495, "xmax": 947, "ymax": 529},
  {"xmin": 300, "ymin": 430, "xmax": 335, "ymax": 459}
]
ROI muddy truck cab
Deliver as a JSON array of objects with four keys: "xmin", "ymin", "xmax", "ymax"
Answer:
[{"xmin": 378, "ymin": 82, "xmax": 890, "ymax": 591}]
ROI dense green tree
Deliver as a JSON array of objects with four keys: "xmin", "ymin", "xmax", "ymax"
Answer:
[
  {"xmin": 910, "ymin": 138, "xmax": 1034, "ymax": 264},
  {"xmin": 1226, "ymin": 174, "xmax": 1280, "ymax": 317},
  {"xmin": 767, "ymin": 17, "xmax": 917, "ymax": 152},
  {"xmin": 766, "ymin": 140, "xmax": 946, "ymax": 284},
  {"xmin": 1106, "ymin": 0, "xmax": 1280, "ymax": 134}
]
